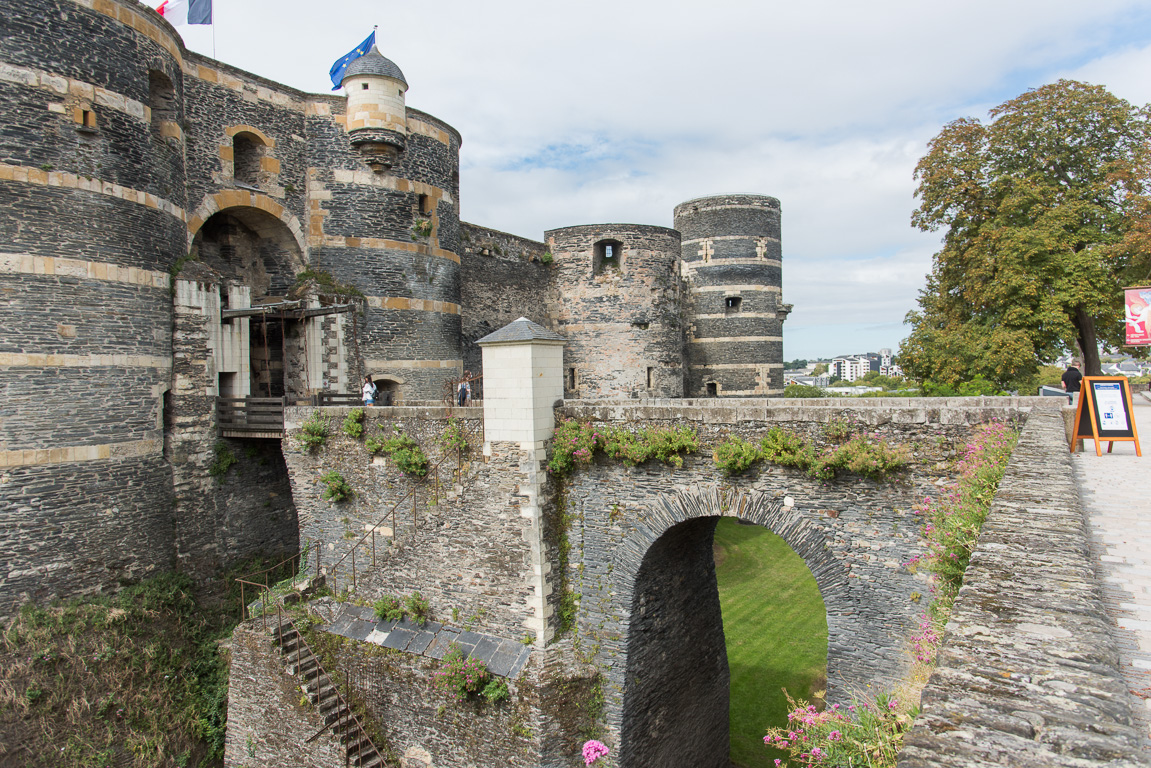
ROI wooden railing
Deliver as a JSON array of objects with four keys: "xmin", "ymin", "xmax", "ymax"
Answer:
[{"xmin": 216, "ymin": 396, "xmax": 287, "ymax": 438}]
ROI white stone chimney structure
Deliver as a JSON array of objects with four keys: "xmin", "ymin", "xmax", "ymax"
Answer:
[
  {"xmin": 477, "ymin": 317, "xmax": 565, "ymax": 645},
  {"xmin": 477, "ymin": 317, "xmax": 566, "ymax": 448}
]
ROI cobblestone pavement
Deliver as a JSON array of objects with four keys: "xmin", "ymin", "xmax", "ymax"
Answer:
[{"xmin": 1073, "ymin": 392, "xmax": 1151, "ymax": 750}]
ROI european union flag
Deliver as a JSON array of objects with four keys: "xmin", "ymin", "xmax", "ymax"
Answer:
[{"xmin": 329, "ymin": 31, "xmax": 376, "ymax": 91}]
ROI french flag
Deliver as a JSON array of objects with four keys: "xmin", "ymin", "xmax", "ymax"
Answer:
[{"xmin": 156, "ymin": 0, "xmax": 212, "ymax": 26}]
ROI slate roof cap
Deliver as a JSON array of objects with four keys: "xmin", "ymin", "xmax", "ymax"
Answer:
[
  {"xmin": 476, "ymin": 317, "xmax": 565, "ymax": 345},
  {"xmin": 343, "ymin": 46, "xmax": 408, "ymax": 87}
]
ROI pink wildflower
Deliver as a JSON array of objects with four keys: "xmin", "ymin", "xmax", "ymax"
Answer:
[{"xmin": 582, "ymin": 740, "xmax": 609, "ymax": 766}]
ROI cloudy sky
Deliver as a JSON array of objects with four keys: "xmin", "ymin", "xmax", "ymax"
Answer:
[{"xmin": 170, "ymin": 0, "xmax": 1151, "ymax": 360}]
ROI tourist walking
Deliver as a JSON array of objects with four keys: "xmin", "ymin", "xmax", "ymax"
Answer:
[{"xmin": 362, "ymin": 375, "xmax": 377, "ymax": 406}]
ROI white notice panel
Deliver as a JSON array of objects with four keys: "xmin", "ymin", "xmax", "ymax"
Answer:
[{"xmin": 1093, "ymin": 381, "xmax": 1129, "ymax": 432}]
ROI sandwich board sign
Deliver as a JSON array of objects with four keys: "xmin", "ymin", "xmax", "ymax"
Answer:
[{"xmin": 1072, "ymin": 376, "xmax": 1142, "ymax": 456}]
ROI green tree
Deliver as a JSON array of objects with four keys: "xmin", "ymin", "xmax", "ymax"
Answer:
[
  {"xmin": 901, "ymin": 80, "xmax": 1151, "ymax": 386},
  {"xmin": 811, "ymin": 363, "xmax": 828, "ymax": 376}
]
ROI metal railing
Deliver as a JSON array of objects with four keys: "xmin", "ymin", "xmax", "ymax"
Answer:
[
  {"xmin": 234, "ymin": 546, "xmax": 317, "ymax": 627},
  {"xmin": 323, "ymin": 417, "xmax": 484, "ymax": 597},
  {"xmin": 274, "ymin": 604, "xmax": 382, "ymax": 766}
]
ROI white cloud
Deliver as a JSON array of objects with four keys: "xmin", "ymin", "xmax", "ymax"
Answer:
[{"xmin": 169, "ymin": 0, "xmax": 1151, "ymax": 358}]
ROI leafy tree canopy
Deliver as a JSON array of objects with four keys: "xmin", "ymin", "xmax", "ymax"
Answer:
[{"xmin": 899, "ymin": 80, "xmax": 1151, "ymax": 387}]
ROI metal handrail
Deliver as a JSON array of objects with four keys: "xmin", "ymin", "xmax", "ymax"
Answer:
[
  {"xmin": 276, "ymin": 605, "xmax": 380, "ymax": 765},
  {"xmin": 234, "ymin": 545, "xmax": 315, "ymax": 629},
  {"xmin": 324, "ymin": 417, "xmax": 484, "ymax": 597}
]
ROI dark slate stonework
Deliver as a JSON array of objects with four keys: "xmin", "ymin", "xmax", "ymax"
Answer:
[
  {"xmin": 1, "ymin": 457, "xmax": 175, "ymax": 611},
  {"xmin": 675, "ymin": 195, "xmax": 786, "ymax": 396},
  {"xmin": 0, "ymin": 275, "xmax": 171, "ymax": 358},
  {"xmin": 897, "ymin": 410, "xmax": 1147, "ymax": 768},
  {"xmin": 459, "ymin": 222, "xmax": 550, "ymax": 397},
  {"xmin": 0, "ymin": 184, "xmax": 187, "ymax": 271}
]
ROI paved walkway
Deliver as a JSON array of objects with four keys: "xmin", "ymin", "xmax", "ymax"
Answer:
[{"xmin": 1073, "ymin": 392, "xmax": 1151, "ymax": 750}]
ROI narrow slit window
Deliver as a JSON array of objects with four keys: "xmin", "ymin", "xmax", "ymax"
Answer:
[
  {"xmin": 593, "ymin": 239, "xmax": 623, "ymax": 275},
  {"xmin": 647, "ymin": 367, "xmax": 654, "ymax": 389},
  {"xmin": 725, "ymin": 296, "xmax": 742, "ymax": 313},
  {"xmin": 567, "ymin": 368, "xmax": 577, "ymax": 391},
  {"xmin": 706, "ymin": 382, "xmax": 718, "ymax": 397}
]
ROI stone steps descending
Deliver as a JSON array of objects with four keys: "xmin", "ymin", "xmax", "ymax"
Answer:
[{"xmin": 270, "ymin": 618, "xmax": 386, "ymax": 767}]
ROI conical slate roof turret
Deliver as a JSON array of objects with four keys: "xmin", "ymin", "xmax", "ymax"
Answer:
[
  {"xmin": 476, "ymin": 317, "xmax": 565, "ymax": 345},
  {"xmin": 343, "ymin": 46, "xmax": 407, "ymax": 87}
]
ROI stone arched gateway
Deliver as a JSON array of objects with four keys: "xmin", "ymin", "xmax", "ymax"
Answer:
[
  {"xmin": 561, "ymin": 444, "xmax": 944, "ymax": 768},
  {"xmin": 613, "ymin": 486, "xmax": 839, "ymax": 768}
]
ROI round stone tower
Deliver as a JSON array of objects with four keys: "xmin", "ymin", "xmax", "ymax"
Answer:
[
  {"xmin": 309, "ymin": 45, "xmax": 463, "ymax": 402},
  {"xmin": 0, "ymin": 0, "xmax": 188, "ymax": 611},
  {"xmin": 674, "ymin": 194, "xmax": 789, "ymax": 397},
  {"xmin": 341, "ymin": 46, "xmax": 409, "ymax": 171},
  {"xmin": 544, "ymin": 224, "xmax": 684, "ymax": 398}
]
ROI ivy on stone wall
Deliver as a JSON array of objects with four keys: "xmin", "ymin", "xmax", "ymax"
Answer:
[
  {"xmin": 547, "ymin": 420, "xmax": 699, "ymax": 477},
  {"xmin": 713, "ymin": 426, "xmax": 909, "ymax": 480}
]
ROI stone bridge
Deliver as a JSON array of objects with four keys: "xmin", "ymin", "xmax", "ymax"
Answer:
[{"xmin": 225, "ymin": 334, "xmax": 1146, "ymax": 767}]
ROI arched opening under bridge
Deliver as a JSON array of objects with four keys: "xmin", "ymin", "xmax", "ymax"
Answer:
[{"xmin": 617, "ymin": 491, "xmax": 830, "ymax": 768}]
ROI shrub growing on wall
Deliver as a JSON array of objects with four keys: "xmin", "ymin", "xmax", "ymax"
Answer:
[
  {"xmin": 320, "ymin": 471, "xmax": 353, "ymax": 502},
  {"xmin": 713, "ymin": 426, "xmax": 908, "ymax": 480},
  {"xmin": 342, "ymin": 407, "xmax": 365, "ymax": 439},
  {"xmin": 298, "ymin": 412, "xmax": 329, "ymax": 451},
  {"xmin": 366, "ymin": 427, "xmax": 430, "ymax": 477},
  {"xmin": 547, "ymin": 419, "xmax": 699, "ymax": 477}
]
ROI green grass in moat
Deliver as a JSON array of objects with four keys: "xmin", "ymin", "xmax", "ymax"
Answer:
[{"xmin": 714, "ymin": 517, "xmax": 828, "ymax": 768}]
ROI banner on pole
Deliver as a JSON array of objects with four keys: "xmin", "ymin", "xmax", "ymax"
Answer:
[{"xmin": 1125, "ymin": 286, "xmax": 1151, "ymax": 346}]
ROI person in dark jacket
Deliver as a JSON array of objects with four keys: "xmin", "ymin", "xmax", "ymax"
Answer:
[{"xmin": 1061, "ymin": 359, "xmax": 1082, "ymax": 406}]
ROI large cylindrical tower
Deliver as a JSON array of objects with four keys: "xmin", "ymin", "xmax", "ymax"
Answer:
[
  {"xmin": 545, "ymin": 224, "xmax": 684, "ymax": 398},
  {"xmin": 674, "ymin": 195, "xmax": 789, "ymax": 397},
  {"xmin": 0, "ymin": 0, "xmax": 188, "ymax": 612},
  {"xmin": 307, "ymin": 48, "xmax": 462, "ymax": 402}
]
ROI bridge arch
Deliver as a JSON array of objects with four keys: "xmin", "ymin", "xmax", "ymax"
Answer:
[{"xmin": 610, "ymin": 485, "xmax": 846, "ymax": 768}]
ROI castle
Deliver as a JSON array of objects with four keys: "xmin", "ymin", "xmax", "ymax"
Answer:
[{"xmin": 0, "ymin": 0, "xmax": 787, "ymax": 614}]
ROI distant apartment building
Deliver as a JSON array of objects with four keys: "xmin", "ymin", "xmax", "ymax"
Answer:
[{"xmin": 832, "ymin": 356, "xmax": 875, "ymax": 382}]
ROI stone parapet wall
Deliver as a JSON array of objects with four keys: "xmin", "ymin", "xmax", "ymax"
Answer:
[
  {"xmin": 897, "ymin": 409, "xmax": 1146, "ymax": 767},
  {"xmin": 561, "ymin": 395, "xmax": 1060, "ymax": 426}
]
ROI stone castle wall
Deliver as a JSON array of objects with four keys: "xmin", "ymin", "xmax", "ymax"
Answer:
[
  {"xmin": 281, "ymin": 405, "xmax": 546, "ymax": 642},
  {"xmin": 459, "ymin": 222, "xmax": 550, "ymax": 398},
  {"xmin": 0, "ymin": 0, "xmax": 187, "ymax": 612},
  {"xmin": 0, "ymin": 1, "xmax": 795, "ymax": 621},
  {"xmin": 545, "ymin": 224, "xmax": 685, "ymax": 399}
]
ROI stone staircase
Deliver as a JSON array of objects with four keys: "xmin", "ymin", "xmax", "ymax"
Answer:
[{"xmin": 271, "ymin": 619, "xmax": 386, "ymax": 767}]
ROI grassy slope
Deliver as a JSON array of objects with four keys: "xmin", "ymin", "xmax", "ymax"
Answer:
[
  {"xmin": 714, "ymin": 518, "xmax": 828, "ymax": 768},
  {"xmin": 0, "ymin": 556, "xmax": 296, "ymax": 768}
]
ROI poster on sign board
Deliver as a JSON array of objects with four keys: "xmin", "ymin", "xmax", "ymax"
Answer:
[
  {"xmin": 1093, "ymin": 381, "xmax": 1129, "ymax": 432},
  {"xmin": 1125, "ymin": 287, "xmax": 1151, "ymax": 346}
]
